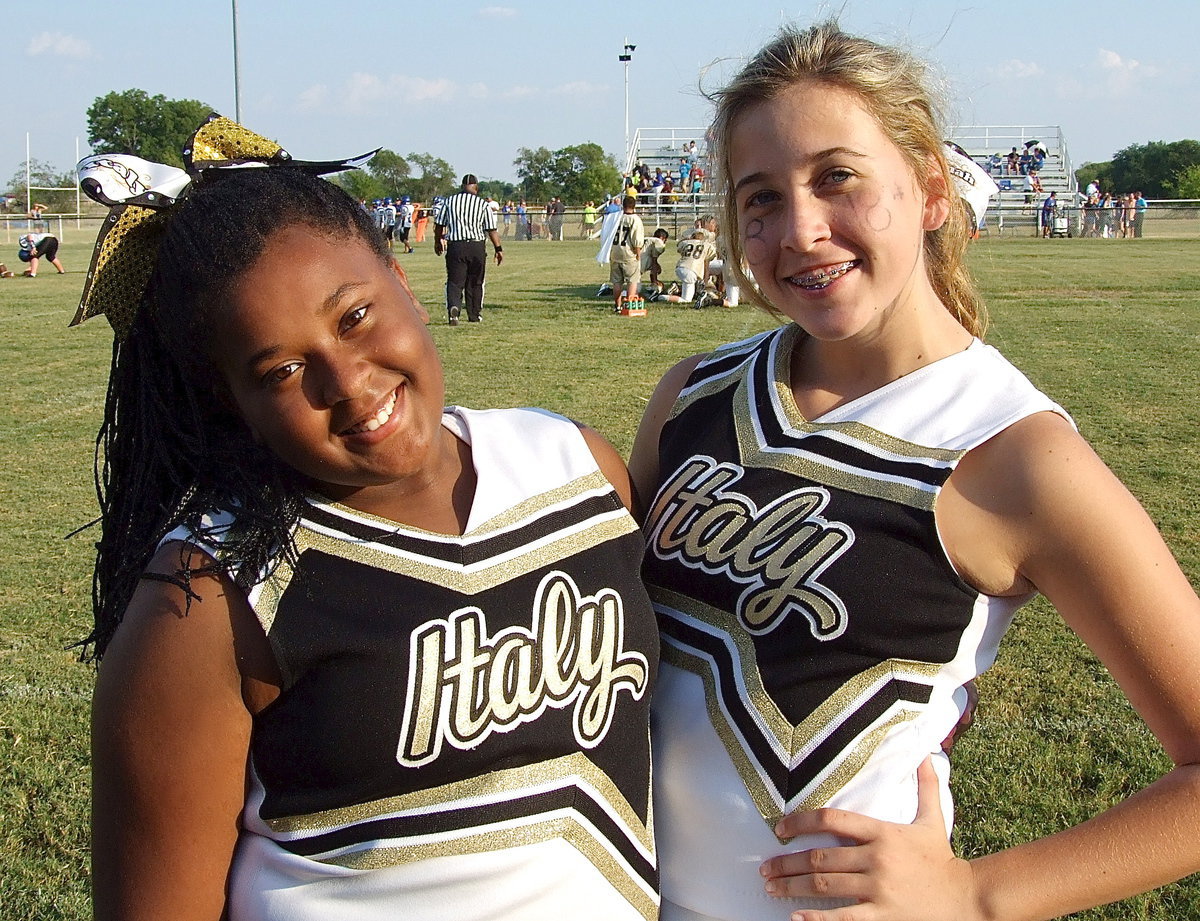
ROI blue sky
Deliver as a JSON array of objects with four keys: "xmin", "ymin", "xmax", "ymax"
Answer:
[{"xmin": 6, "ymin": 0, "xmax": 1195, "ymax": 188}]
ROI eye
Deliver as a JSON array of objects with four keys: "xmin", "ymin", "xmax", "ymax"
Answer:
[
  {"xmin": 263, "ymin": 361, "xmax": 302, "ymax": 387},
  {"xmin": 340, "ymin": 304, "xmax": 369, "ymax": 334},
  {"xmin": 824, "ymin": 168, "xmax": 855, "ymax": 187},
  {"xmin": 742, "ymin": 188, "xmax": 780, "ymax": 210}
]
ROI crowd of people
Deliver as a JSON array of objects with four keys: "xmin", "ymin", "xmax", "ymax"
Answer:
[{"xmin": 1037, "ymin": 184, "xmax": 1149, "ymax": 238}]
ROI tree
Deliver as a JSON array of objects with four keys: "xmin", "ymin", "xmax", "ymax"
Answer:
[
  {"xmin": 1108, "ymin": 139, "xmax": 1200, "ymax": 198},
  {"xmin": 6, "ymin": 159, "xmax": 76, "ymax": 212},
  {"xmin": 404, "ymin": 152, "xmax": 456, "ymax": 202},
  {"xmin": 1075, "ymin": 160, "xmax": 1113, "ymax": 193},
  {"xmin": 86, "ymin": 90, "xmax": 214, "ymax": 168},
  {"xmin": 368, "ymin": 149, "xmax": 410, "ymax": 197},
  {"xmin": 334, "ymin": 169, "xmax": 385, "ymax": 205},
  {"xmin": 553, "ymin": 143, "xmax": 620, "ymax": 204},
  {"xmin": 478, "ymin": 179, "xmax": 519, "ymax": 201},
  {"xmin": 1168, "ymin": 164, "xmax": 1200, "ymax": 199},
  {"xmin": 514, "ymin": 146, "xmax": 556, "ymax": 202},
  {"xmin": 514, "ymin": 143, "xmax": 621, "ymax": 204}
]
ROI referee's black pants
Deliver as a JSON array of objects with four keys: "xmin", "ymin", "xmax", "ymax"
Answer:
[{"xmin": 445, "ymin": 239, "xmax": 486, "ymax": 322}]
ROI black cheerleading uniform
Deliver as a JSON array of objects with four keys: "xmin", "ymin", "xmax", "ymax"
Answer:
[
  {"xmin": 166, "ymin": 407, "xmax": 659, "ymax": 921},
  {"xmin": 642, "ymin": 326, "xmax": 1070, "ymax": 921}
]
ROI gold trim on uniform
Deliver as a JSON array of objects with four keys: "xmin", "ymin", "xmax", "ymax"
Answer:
[
  {"xmin": 654, "ymin": 585, "xmax": 940, "ymax": 823},
  {"xmin": 663, "ymin": 326, "xmax": 966, "ymax": 512},
  {"xmin": 326, "ymin": 817, "xmax": 658, "ymax": 920},
  {"xmin": 311, "ymin": 471, "xmax": 619, "ymax": 538},
  {"xmin": 257, "ymin": 752, "xmax": 656, "ymax": 918},
  {"xmin": 263, "ymin": 750, "xmax": 653, "ymax": 854}
]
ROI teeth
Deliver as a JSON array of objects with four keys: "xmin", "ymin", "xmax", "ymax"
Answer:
[
  {"xmin": 347, "ymin": 389, "xmax": 397, "ymax": 435},
  {"xmin": 794, "ymin": 260, "xmax": 857, "ymax": 289}
]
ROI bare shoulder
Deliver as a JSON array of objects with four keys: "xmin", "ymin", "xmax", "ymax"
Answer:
[
  {"xmin": 577, "ymin": 424, "xmax": 638, "ymax": 518},
  {"xmin": 627, "ymin": 353, "xmax": 707, "ymax": 512}
]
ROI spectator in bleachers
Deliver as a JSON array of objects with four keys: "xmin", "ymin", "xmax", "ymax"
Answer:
[
  {"xmin": 1006, "ymin": 146, "xmax": 1019, "ymax": 175},
  {"xmin": 661, "ymin": 174, "xmax": 676, "ymax": 203},
  {"xmin": 1022, "ymin": 169, "xmax": 1042, "ymax": 213},
  {"xmin": 987, "ymin": 152, "xmax": 1003, "ymax": 176},
  {"xmin": 1085, "ymin": 178, "xmax": 1100, "ymax": 199},
  {"xmin": 685, "ymin": 140, "xmax": 698, "ymax": 162},
  {"xmin": 678, "ymin": 157, "xmax": 692, "ymax": 189}
]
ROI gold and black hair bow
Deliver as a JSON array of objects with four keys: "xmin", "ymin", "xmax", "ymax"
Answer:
[{"xmin": 73, "ymin": 114, "xmax": 375, "ymax": 339}]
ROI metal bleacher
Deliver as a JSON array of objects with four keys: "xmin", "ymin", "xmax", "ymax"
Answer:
[
  {"xmin": 624, "ymin": 124, "xmax": 1080, "ymax": 236},
  {"xmin": 947, "ymin": 125, "xmax": 1079, "ymax": 234}
]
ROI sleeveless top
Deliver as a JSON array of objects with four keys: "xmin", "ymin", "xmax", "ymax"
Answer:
[
  {"xmin": 642, "ymin": 326, "xmax": 1070, "ymax": 921},
  {"xmin": 168, "ymin": 407, "xmax": 659, "ymax": 921}
]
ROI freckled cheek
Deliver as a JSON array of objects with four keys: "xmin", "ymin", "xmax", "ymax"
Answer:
[{"xmin": 741, "ymin": 217, "xmax": 773, "ymax": 267}]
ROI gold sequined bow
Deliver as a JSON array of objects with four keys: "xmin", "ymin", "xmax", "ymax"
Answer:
[{"xmin": 73, "ymin": 114, "xmax": 375, "ymax": 339}]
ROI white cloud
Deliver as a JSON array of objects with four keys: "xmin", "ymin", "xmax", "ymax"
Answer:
[
  {"xmin": 466, "ymin": 82, "xmax": 490, "ymax": 100},
  {"xmin": 549, "ymin": 81, "xmax": 606, "ymax": 96},
  {"xmin": 995, "ymin": 59, "xmax": 1043, "ymax": 80},
  {"xmin": 298, "ymin": 84, "xmax": 330, "ymax": 111},
  {"xmin": 27, "ymin": 32, "xmax": 93, "ymax": 59},
  {"xmin": 480, "ymin": 6, "xmax": 517, "ymax": 17},
  {"xmin": 306, "ymin": 72, "xmax": 458, "ymax": 112},
  {"xmin": 502, "ymin": 85, "xmax": 538, "ymax": 99},
  {"xmin": 1097, "ymin": 48, "xmax": 1161, "ymax": 95}
]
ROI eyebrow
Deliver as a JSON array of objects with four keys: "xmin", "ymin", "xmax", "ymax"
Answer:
[
  {"xmin": 732, "ymin": 147, "xmax": 869, "ymax": 194},
  {"xmin": 242, "ymin": 280, "xmax": 368, "ymax": 374}
]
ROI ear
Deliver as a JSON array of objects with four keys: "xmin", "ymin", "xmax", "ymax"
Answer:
[
  {"xmin": 390, "ymin": 258, "xmax": 430, "ymax": 324},
  {"xmin": 921, "ymin": 156, "xmax": 952, "ymax": 232}
]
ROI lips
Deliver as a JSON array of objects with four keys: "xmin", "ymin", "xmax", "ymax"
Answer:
[
  {"xmin": 788, "ymin": 259, "xmax": 860, "ymax": 290},
  {"xmin": 341, "ymin": 388, "xmax": 399, "ymax": 436}
]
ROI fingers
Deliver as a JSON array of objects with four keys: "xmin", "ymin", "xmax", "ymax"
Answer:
[
  {"xmin": 912, "ymin": 757, "xmax": 945, "ymax": 827},
  {"xmin": 774, "ymin": 804, "xmax": 885, "ymax": 843}
]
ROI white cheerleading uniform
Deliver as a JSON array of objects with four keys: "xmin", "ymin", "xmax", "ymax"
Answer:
[
  {"xmin": 166, "ymin": 407, "xmax": 659, "ymax": 921},
  {"xmin": 642, "ymin": 325, "xmax": 1071, "ymax": 921}
]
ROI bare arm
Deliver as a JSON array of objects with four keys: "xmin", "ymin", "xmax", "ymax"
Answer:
[
  {"xmin": 487, "ymin": 229, "xmax": 504, "ymax": 264},
  {"xmin": 91, "ymin": 545, "xmax": 278, "ymax": 921}
]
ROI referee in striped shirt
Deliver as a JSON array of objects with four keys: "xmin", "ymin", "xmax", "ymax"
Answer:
[{"xmin": 433, "ymin": 174, "xmax": 504, "ymax": 325}]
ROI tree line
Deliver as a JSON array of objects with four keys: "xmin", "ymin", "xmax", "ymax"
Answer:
[
  {"xmin": 1076, "ymin": 139, "xmax": 1200, "ymax": 199},
  {"xmin": 5, "ymin": 89, "xmax": 624, "ymax": 212}
]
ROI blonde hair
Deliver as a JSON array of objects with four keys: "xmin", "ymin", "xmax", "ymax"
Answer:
[{"xmin": 710, "ymin": 21, "xmax": 987, "ymax": 337}]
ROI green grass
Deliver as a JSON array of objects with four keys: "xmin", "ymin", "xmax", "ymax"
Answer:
[{"xmin": 1, "ymin": 230, "xmax": 1198, "ymax": 919}]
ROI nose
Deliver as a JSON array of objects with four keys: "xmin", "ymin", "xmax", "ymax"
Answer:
[
  {"xmin": 778, "ymin": 191, "xmax": 831, "ymax": 253},
  {"xmin": 312, "ymin": 350, "xmax": 372, "ymax": 408}
]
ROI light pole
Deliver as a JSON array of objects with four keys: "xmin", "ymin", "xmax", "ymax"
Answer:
[
  {"xmin": 232, "ymin": 0, "xmax": 243, "ymax": 123},
  {"xmin": 619, "ymin": 39, "xmax": 635, "ymax": 171}
]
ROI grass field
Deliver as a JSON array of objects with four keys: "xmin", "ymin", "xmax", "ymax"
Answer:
[{"xmin": 1, "ymin": 230, "xmax": 1198, "ymax": 919}]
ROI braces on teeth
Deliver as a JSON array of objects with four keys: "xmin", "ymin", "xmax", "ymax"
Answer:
[{"xmin": 796, "ymin": 261, "xmax": 856, "ymax": 288}]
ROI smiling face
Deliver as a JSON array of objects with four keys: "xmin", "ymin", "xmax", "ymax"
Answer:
[
  {"xmin": 729, "ymin": 81, "xmax": 950, "ymax": 343},
  {"xmin": 210, "ymin": 224, "xmax": 451, "ymax": 512}
]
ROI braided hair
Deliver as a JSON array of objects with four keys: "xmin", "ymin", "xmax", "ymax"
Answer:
[{"xmin": 82, "ymin": 168, "xmax": 389, "ymax": 660}]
